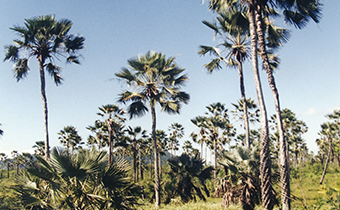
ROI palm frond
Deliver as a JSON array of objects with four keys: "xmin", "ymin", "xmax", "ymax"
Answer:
[
  {"xmin": 13, "ymin": 58, "xmax": 30, "ymax": 81},
  {"xmin": 46, "ymin": 63, "xmax": 63, "ymax": 85},
  {"xmin": 128, "ymin": 101, "xmax": 148, "ymax": 119}
]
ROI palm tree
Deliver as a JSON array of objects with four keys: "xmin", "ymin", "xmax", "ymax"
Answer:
[
  {"xmin": 86, "ymin": 120, "xmax": 109, "ymax": 150},
  {"xmin": 116, "ymin": 51, "xmax": 190, "ymax": 207},
  {"xmin": 32, "ymin": 141, "xmax": 45, "ymax": 156},
  {"xmin": 182, "ymin": 140, "xmax": 194, "ymax": 155},
  {"xmin": 168, "ymin": 123, "xmax": 184, "ymax": 158},
  {"xmin": 13, "ymin": 147, "xmax": 140, "ymax": 209},
  {"xmin": 204, "ymin": 103, "xmax": 235, "ymax": 179},
  {"xmin": 319, "ymin": 122, "xmax": 338, "ymax": 184},
  {"xmin": 97, "ymin": 104, "xmax": 126, "ymax": 165},
  {"xmin": 58, "ymin": 125, "xmax": 83, "ymax": 152},
  {"xmin": 4, "ymin": 15, "xmax": 85, "ymax": 160},
  {"xmin": 199, "ymin": 7, "xmax": 252, "ymax": 149},
  {"xmin": 206, "ymin": 1, "xmax": 307, "ymax": 208},
  {"xmin": 167, "ymin": 153, "xmax": 214, "ymax": 203},
  {"xmin": 191, "ymin": 116, "xmax": 209, "ymax": 160},
  {"xmin": 126, "ymin": 126, "xmax": 147, "ymax": 182}
]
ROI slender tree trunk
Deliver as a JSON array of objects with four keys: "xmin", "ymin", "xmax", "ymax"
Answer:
[
  {"xmin": 39, "ymin": 59, "xmax": 50, "ymax": 160},
  {"xmin": 237, "ymin": 58, "xmax": 250, "ymax": 149},
  {"xmin": 201, "ymin": 142, "xmax": 204, "ymax": 160},
  {"xmin": 138, "ymin": 147, "xmax": 142, "ymax": 181},
  {"xmin": 248, "ymin": 4, "xmax": 275, "ymax": 210},
  {"xmin": 133, "ymin": 141, "xmax": 137, "ymax": 182},
  {"xmin": 107, "ymin": 119, "xmax": 113, "ymax": 165},
  {"xmin": 320, "ymin": 137, "xmax": 332, "ymax": 184},
  {"xmin": 158, "ymin": 152, "xmax": 162, "ymax": 179},
  {"xmin": 254, "ymin": 6, "xmax": 290, "ymax": 210},
  {"xmin": 149, "ymin": 155, "xmax": 152, "ymax": 179},
  {"xmin": 151, "ymin": 107, "xmax": 160, "ymax": 207},
  {"xmin": 214, "ymin": 138, "xmax": 217, "ymax": 180}
]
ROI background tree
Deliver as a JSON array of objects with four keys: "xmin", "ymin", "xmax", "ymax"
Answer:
[
  {"xmin": 116, "ymin": 51, "xmax": 190, "ymax": 207},
  {"xmin": 4, "ymin": 15, "xmax": 85, "ymax": 159},
  {"xmin": 86, "ymin": 120, "xmax": 108, "ymax": 150},
  {"xmin": 32, "ymin": 141, "xmax": 45, "ymax": 156},
  {"xmin": 126, "ymin": 126, "xmax": 147, "ymax": 182},
  {"xmin": 168, "ymin": 123, "xmax": 184, "ymax": 158},
  {"xmin": 191, "ymin": 116, "xmax": 209, "ymax": 160},
  {"xmin": 204, "ymin": 102, "xmax": 235, "ymax": 179},
  {"xmin": 58, "ymin": 125, "xmax": 83, "ymax": 152},
  {"xmin": 319, "ymin": 122, "xmax": 338, "ymax": 184},
  {"xmin": 97, "ymin": 104, "xmax": 126, "ymax": 165}
]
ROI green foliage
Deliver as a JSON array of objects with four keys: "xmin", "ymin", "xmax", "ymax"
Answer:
[
  {"xmin": 166, "ymin": 154, "xmax": 213, "ymax": 203},
  {"xmin": 12, "ymin": 148, "xmax": 141, "ymax": 210},
  {"xmin": 0, "ymin": 172, "xmax": 19, "ymax": 209}
]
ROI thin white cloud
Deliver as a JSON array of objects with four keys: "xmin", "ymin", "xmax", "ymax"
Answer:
[{"xmin": 298, "ymin": 107, "xmax": 317, "ymax": 116}]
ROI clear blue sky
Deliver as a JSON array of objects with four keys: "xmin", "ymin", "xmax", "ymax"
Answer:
[{"xmin": 0, "ymin": 0, "xmax": 338, "ymax": 159}]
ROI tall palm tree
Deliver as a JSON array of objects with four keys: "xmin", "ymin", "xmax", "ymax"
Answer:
[
  {"xmin": 199, "ymin": 7, "xmax": 252, "ymax": 149},
  {"xmin": 4, "ymin": 15, "xmax": 85, "ymax": 160},
  {"xmin": 58, "ymin": 125, "xmax": 83, "ymax": 152},
  {"xmin": 97, "ymin": 104, "xmax": 126, "ymax": 165},
  {"xmin": 116, "ymin": 51, "xmax": 190, "ymax": 207},
  {"xmin": 207, "ymin": 1, "xmax": 320, "ymax": 209}
]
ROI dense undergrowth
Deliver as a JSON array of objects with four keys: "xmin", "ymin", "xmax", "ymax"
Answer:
[{"xmin": 1, "ymin": 163, "xmax": 340, "ymax": 209}]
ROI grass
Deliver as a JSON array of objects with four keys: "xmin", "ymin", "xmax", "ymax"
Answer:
[{"xmin": 2, "ymin": 165, "xmax": 340, "ymax": 209}]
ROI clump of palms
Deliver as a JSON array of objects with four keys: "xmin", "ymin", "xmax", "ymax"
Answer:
[
  {"xmin": 217, "ymin": 143, "xmax": 278, "ymax": 210},
  {"xmin": 166, "ymin": 153, "xmax": 213, "ymax": 203},
  {"xmin": 12, "ymin": 147, "xmax": 141, "ymax": 210}
]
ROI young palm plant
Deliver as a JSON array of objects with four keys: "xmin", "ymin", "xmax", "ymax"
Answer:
[
  {"xmin": 12, "ymin": 147, "xmax": 140, "ymax": 210},
  {"xmin": 116, "ymin": 51, "xmax": 190, "ymax": 207},
  {"xmin": 167, "ymin": 153, "xmax": 213, "ymax": 203},
  {"xmin": 4, "ymin": 15, "xmax": 85, "ymax": 160}
]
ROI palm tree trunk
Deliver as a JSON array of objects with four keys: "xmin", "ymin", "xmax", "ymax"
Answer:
[
  {"xmin": 320, "ymin": 137, "xmax": 332, "ymax": 184},
  {"xmin": 237, "ymin": 58, "xmax": 250, "ymax": 149},
  {"xmin": 248, "ymin": 4, "xmax": 275, "ymax": 210},
  {"xmin": 201, "ymin": 142, "xmax": 204, "ymax": 160},
  {"xmin": 151, "ymin": 107, "xmax": 160, "ymax": 207},
  {"xmin": 254, "ymin": 6, "xmax": 290, "ymax": 210},
  {"xmin": 214, "ymin": 138, "xmax": 217, "ymax": 180},
  {"xmin": 138, "ymin": 147, "xmax": 142, "ymax": 181},
  {"xmin": 39, "ymin": 59, "xmax": 50, "ymax": 160},
  {"xmin": 149, "ymin": 155, "xmax": 152, "ymax": 179},
  {"xmin": 158, "ymin": 152, "xmax": 162, "ymax": 179},
  {"xmin": 133, "ymin": 141, "xmax": 137, "ymax": 182},
  {"xmin": 107, "ymin": 119, "xmax": 113, "ymax": 165}
]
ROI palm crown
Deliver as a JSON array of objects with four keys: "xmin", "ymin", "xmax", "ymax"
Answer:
[
  {"xmin": 4, "ymin": 15, "xmax": 85, "ymax": 84},
  {"xmin": 116, "ymin": 51, "xmax": 190, "ymax": 119}
]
